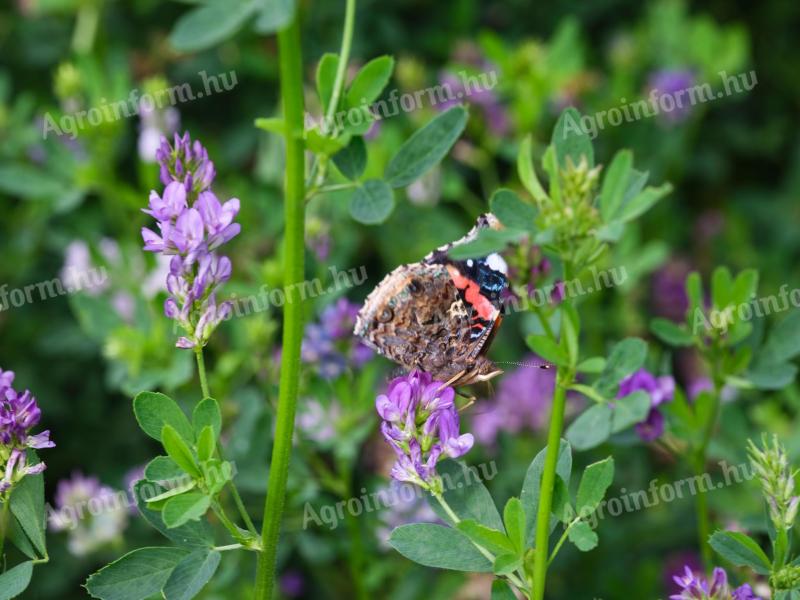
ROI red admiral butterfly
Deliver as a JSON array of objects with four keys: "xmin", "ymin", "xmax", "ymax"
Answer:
[{"xmin": 354, "ymin": 214, "xmax": 510, "ymax": 387}]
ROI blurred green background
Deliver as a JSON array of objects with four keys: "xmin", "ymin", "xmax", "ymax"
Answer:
[{"xmin": 1, "ymin": 0, "xmax": 799, "ymax": 598}]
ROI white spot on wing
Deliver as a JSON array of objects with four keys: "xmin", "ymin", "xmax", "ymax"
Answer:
[
  {"xmin": 466, "ymin": 259, "xmax": 474, "ymax": 267},
  {"xmin": 486, "ymin": 253, "xmax": 508, "ymax": 274}
]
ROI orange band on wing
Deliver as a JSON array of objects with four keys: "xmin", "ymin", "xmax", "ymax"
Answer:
[{"xmin": 446, "ymin": 265, "xmax": 498, "ymax": 322}]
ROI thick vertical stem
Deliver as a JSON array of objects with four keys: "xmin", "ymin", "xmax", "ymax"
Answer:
[
  {"xmin": 253, "ymin": 14, "xmax": 307, "ymax": 600},
  {"xmin": 531, "ymin": 369, "xmax": 568, "ymax": 600}
]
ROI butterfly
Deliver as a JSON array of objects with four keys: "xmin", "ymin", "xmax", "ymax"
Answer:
[{"xmin": 354, "ymin": 214, "xmax": 511, "ymax": 387}]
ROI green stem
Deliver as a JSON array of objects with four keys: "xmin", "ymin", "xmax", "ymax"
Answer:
[
  {"xmin": 532, "ymin": 368, "xmax": 570, "ymax": 600},
  {"xmin": 196, "ymin": 348, "xmax": 258, "ymax": 536},
  {"xmin": 195, "ymin": 349, "xmax": 211, "ymax": 399},
  {"xmin": 433, "ymin": 493, "xmax": 529, "ymax": 594},
  {"xmin": 253, "ymin": 13, "xmax": 307, "ymax": 600},
  {"xmin": 547, "ymin": 517, "xmax": 580, "ymax": 567},
  {"xmin": 212, "ymin": 502, "xmax": 249, "ymax": 545},
  {"xmin": 693, "ymin": 368, "xmax": 723, "ymax": 569},
  {"xmin": 0, "ymin": 500, "xmax": 9, "ymax": 563}
]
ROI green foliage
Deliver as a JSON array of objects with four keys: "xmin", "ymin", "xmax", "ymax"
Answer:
[{"xmin": 389, "ymin": 524, "xmax": 493, "ymax": 572}]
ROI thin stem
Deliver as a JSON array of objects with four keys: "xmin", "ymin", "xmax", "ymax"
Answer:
[
  {"xmin": 547, "ymin": 517, "xmax": 580, "ymax": 567},
  {"xmin": 212, "ymin": 503, "xmax": 249, "ymax": 545},
  {"xmin": 432, "ymin": 493, "xmax": 529, "ymax": 593},
  {"xmin": 0, "ymin": 500, "xmax": 9, "ymax": 562},
  {"xmin": 253, "ymin": 12, "xmax": 307, "ymax": 600},
  {"xmin": 196, "ymin": 348, "xmax": 258, "ymax": 536},
  {"xmin": 324, "ymin": 0, "xmax": 356, "ymax": 128},
  {"xmin": 195, "ymin": 349, "xmax": 211, "ymax": 399},
  {"xmin": 532, "ymin": 368, "xmax": 570, "ymax": 600},
  {"xmin": 215, "ymin": 543, "xmax": 246, "ymax": 552}
]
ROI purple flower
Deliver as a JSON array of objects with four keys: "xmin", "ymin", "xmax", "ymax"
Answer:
[
  {"xmin": 279, "ymin": 571, "xmax": 304, "ymax": 598},
  {"xmin": 301, "ymin": 299, "xmax": 374, "ymax": 378},
  {"xmin": 50, "ymin": 472, "xmax": 128, "ymax": 556},
  {"xmin": 651, "ymin": 259, "xmax": 691, "ymax": 322},
  {"xmin": 670, "ymin": 565, "xmax": 761, "ymax": 600},
  {"xmin": 438, "ymin": 70, "xmax": 508, "ymax": 136},
  {"xmin": 618, "ymin": 369, "xmax": 675, "ymax": 442},
  {"xmin": 142, "ymin": 132, "xmax": 238, "ymax": 349},
  {"xmin": 472, "ymin": 356, "xmax": 555, "ymax": 446},
  {"xmin": 0, "ymin": 368, "xmax": 53, "ymax": 496},
  {"xmin": 647, "ymin": 69, "xmax": 696, "ymax": 124},
  {"xmin": 138, "ymin": 98, "xmax": 179, "ymax": 163},
  {"xmin": 377, "ymin": 370, "xmax": 473, "ymax": 490}
]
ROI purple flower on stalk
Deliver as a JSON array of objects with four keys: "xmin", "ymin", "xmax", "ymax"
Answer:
[
  {"xmin": 0, "ymin": 368, "xmax": 54, "ymax": 495},
  {"xmin": 142, "ymin": 132, "xmax": 239, "ymax": 349},
  {"xmin": 377, "ymin": 370, "xmax": 473, "ymax": 490},
  {"xmin": 301, "ymin": 299, "xmax": 374, "ymax": 379},
  {"xmin": 670, "ymin": 565, "xmax": 761, "ymax": 600},
  {"xmin": 617, "ymin": 369, "xmax": 675, "ymax": 442}
]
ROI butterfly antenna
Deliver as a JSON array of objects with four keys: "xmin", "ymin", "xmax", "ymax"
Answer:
[{"xmin": 495, "ymin": 360, "xmax": 553, "ymax": 370}]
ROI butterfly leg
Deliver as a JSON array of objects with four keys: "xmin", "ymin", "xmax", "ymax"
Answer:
[{"xmin": 437, "ymin": 369, "xmax": 466, "ymax": 392}]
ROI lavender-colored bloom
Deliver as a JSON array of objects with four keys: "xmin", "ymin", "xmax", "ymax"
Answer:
[
  {"xmin": 438, "ymin": 70, "xmax": 508, "ymax": 136},
  {"xmin": 301, "ymin": 299, "xmax": 374, "ymax": 378},
  {"xmin": 651, "ymin": 258, "xmax": 691, "ymax": 322},
  {"xmin": 647, "ymin": 69, "xmax": 696, "ymax": 124},
  {"xmin": 142, "ymin": 132, "xmax": 238, "ymax": 349},
  {"xmin": 138, "ymin": 99, "xmax": 179, "ymax": 163},
  {"xmin": 50, "ymin": 472, "xmax": 128, "ymax": 556},
  {"xmin": 377, "ymin": 371, "xmax": 473, "ymax": 489},
  {"xmin": 279, "ymin": 570, "xmax": 305, "ymax": 598},
  {"xmin": 670, "ymin": 565, "xmax": 761, "ymax": 600},
  {"xmin": 472, "ymin": 356, "xmax": 555, "ymax": 446},
  {"xmin": 618, "ymin": 369, "xmax": 675, "ymax": 442}
]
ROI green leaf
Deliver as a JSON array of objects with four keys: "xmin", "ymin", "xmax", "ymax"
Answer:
[
  {"xmin": 192, "ymin": 398, "xmax": 222, "ymax": 440},
  {"xmin": 517, "ymin": 135, "xmax": 548, "ymax": 203},
  {"xmin": 384, "ymin": 106, "xmax": 467, "ymax": 188},
  {"xmin": 456, "ymin": 520, "xmax": 516, "ymax": 555},
  {"xmin": 760, "ymin": 311, "xmax": 800, "ymax": 365},
  {"xmin": 134, "ymin": 392, "xmax": 194, "ymax": 444},
  {"xmin": 567, "ymin": 521, "xmax": 598, "ymax": 551},
  {"xmin": 551, "ymin": 476, "xmax": 573, "ymax": 523},
  {"xmin": 729, "ymin": 269, "xmax": 759, "ymax": 306},
  {"xmin": 144, "ymin": 456, "xmax": 185, "ymax": 483},
  {"xmin": 711, "ymin": 266, "xmax": 733, "ymax": 311},
  {"xmin": 9, "ymin": 462, "xmax": 46, "ymax": 557},
  {"xmin": 389, "ymin": 524, "xmax": 493, "ymax": 572},
  {"xmin": 162, "ymin": 549, "xmax": 221, "ymax": 600},
  {"xmin": 133, "ymin": 481, "xmax": 214, "ymax": 548},
  {"xmin": 0, "ymin": 561, "xmax": 34, "ymax": 600},
  {"xmin": 196, "ymin": 426, "xmax": 216, "ymax": 463},
  {"xmin": 491, "ymin": 579, "xmax": 519, "ymax": 599},
  {"xmin": 490, "ymin": 188, "xmax": 537, "ymax": 233},
  {"xmin": 611, "ymin": 391, "xmax": 651, "ymax": 433},
  {"xmin": 252, "ymin": 0, "xmax": 294, "ymax": 34},
  {"xmin": 349, "ymin": 179, "xmax": 395, "ymax": 224},
  {"xmin": 163, "ymin": 493, "xmax": 212, "ymax": 529},
  {"xmin": 709, "ymin": 531, "xmax": 771, "ymax": 575},
  {"xmin": 85, "ymin": 547, "xmax": 190, "ymax": 600},
  {"xmin": 345, "ymin": 55, "xmax": 394, "ymax": 107},
  {"xmin": 599, "ymin": 150, "xmax": 632, "ymax": 222},
  {"xmin": 576, "ymin": 357, "xmax": 606, "ymax": 373},
  {"xmin": 576, "ymin": 457, "xmax": 614, "ymax": 516},
  {"xmin": 502, "ymin": 497, "xmax": 526, "ymax": 553},
  {"xmin": 429, "ymin": 460, "xmax": 504, "ymax": 531},
  {"xmin": 254, "ymin": 117, "xmax": 284, "ymax": 135},
  {"xmin": 593, "ymin": 337, "xmax": 648, "ymax": 397},
  {"xmin": 161, "ymin": 424, "xmax": 201, "ymax": 478},
  {"xmin": 493, "ymin": 553, "xmax": 523, "ymax": 576},
  {"xmin": 651, "ymin": 318, "xmax": 695, "ymax": 347},
  {"xmin": 526, "ymin": 334, "xmax": 569, "ymax": 367},
  {"xmin": 520, "ymin": 440, "xmax": 572, "ymax": 545},
  {"xmin": 446, "ymin": 228, "xmax": 524, "ymax": 260},
  {"xmin": 746, "ymin": 362, "xmax": 798, "ymax": 391},
  {"xmin": 551, "ymin": 107, "xmax": 593, "ymax": 168},
  {"xmin": 169, "ymin": 0, "xmax": 258, "ymax": 53},
  {"xmin": 146, "ymin": 480, "xmax": 196, "ymax": 506},
  {"xmin": 305, "ymin": 129, "xmax": 346, "ymax": 155},
  {"xmin": 8, "ymin": 512, "xmax": 37, "ymax": 559},
  {"xmin": 565, "ymin": 404, "xmax": 613, "ymax": 451},
  {"xmin": 615, "ymin": 183, "xmax": 671, "ymax": 223},
  {"xmin": 316, "ymin": 53, "xmax": 339, "ymax": 111},
  {"xmin": 332, "ymin": 136, "xmax": 367, "ymax": 180}
]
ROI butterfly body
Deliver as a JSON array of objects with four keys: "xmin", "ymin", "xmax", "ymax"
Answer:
[{"xmin": 354, "ymin": 214, "xmax": 508, "ymax": 387}]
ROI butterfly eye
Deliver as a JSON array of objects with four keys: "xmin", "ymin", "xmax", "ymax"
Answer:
[{"xmin": 377, "ymin": 307, "xmax": 394, "ymax": 323}]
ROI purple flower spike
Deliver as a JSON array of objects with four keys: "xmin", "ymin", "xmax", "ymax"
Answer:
[
  {"xmin": 670, "ymin": 564, "xmax": 761, "ymax": 600},
  {"xmin": 376, "ymin": 370, "xmax": 472, "ymax": 490},
  {"xmin": 0, "ymin": 369, "xmax": 54, "ymax": 496},
  {"xmin": 618, "ymin": 368, "xmax": 675, "ymax": 442},
  {"xmin": 142, "ymin": 132, "xmax": 239, "ymax": 349}
]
